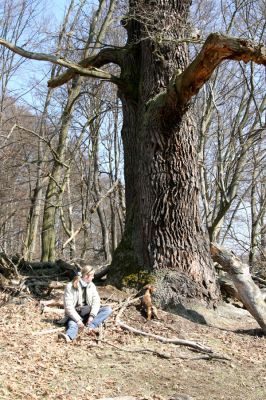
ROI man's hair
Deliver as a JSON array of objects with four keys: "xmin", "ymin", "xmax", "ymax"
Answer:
[
  {"xmin": 72, "ymin": 265, "xmax": 95, "ymax": 288},
  {"xmin": 81, "ymin": 265, "xmax": 95, "ymax": 277}
]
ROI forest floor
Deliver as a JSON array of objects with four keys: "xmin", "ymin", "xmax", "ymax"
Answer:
[{"xmin": 0, "ymin": 285, "xmax": 265, "ymax": 400}]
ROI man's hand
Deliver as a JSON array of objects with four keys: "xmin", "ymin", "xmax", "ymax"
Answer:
[
  {"xmin": 77, "ymin": 320, "xmax": 84, "ymax": 330},
  {"xmin": 86, "ymin": 316, "xmax": 94, "ymax": 326}
]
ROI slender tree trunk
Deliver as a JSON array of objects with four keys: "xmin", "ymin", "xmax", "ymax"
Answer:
[
  {"xmin": 109, "ymin": 0, "xmax": 219, "ymax": 306},
  {"xmin": 258, "ymin": 178, "xmax": 266, "ymax": 265},
  {"xmin": 41, "ymin": 1, "xmax": 78, "ymax": 262},
  {"xmin": 261, "ymin": 208, "xmax": 266, "ymax": 263},
  {"xmin": 23, "ymin": 88, "xmax": 54, "ymax": 261},
  {"xmin": 41, "ymin": 82, "xmax": 78, "ymax": 261},
  {"xmin": 110, "ymin": 198, "xmax": 118, "ymax": 255},
  {"xmin": 248, "ymin": 150, "xmax": 266, "ymax": 268},
  {"xmin": 109, "ymin": 98, "xmax": 120, "ymax": 255},
  {"xmin": 117, "ymin": 181, "xmax": 125, "ymax": 236},
  {"xmin": 249, "ymin": 167, "xmax": 258, "ymax": 267},
  {"xmin": 23, "ymin": 164, "xmax": 43, "ymax": 260},
  {"xmin": 59, "ymin": 174, "xmax": 76, "ymax": 260},
  {"xmin": 92, "ymin": 123, "xmax": 112, "ymax": 263},
  {"xmin": 96, "ymin": 205, "xmax": 111, "ymax": 263}
]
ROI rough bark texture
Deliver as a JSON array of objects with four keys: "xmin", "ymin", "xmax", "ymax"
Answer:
[
  {"xmin": 211, "ymin": 243, "xmax": 266, "ymax": 334},
  {"xmin": 108, "ymin": 0, "xmax": 219, "ymax": 307}
]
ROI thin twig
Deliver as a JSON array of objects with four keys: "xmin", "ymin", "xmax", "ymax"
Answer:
[
  {"xmin": 101, "ymin": 339, "xmax": 171, "ymax": 358},
  {"xmin": 100, "ymin": 339, "xmax": 230, "ymax": 362},
  {"xmin": 32, "ymin": 327, "xmax": 65, "ymax": 336}
]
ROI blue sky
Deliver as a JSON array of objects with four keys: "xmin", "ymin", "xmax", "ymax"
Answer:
[
  {"xmin": 7, "ymin": 0, "xmax": 70, "ymax": 108},
  {"xmin": 47, "ymin": 0, "xmax": 69, "ymax": 22}
]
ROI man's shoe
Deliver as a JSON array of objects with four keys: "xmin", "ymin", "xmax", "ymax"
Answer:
[{"xmin": 58, "ymin": 332, "xmax": 71, "ymax": 343}]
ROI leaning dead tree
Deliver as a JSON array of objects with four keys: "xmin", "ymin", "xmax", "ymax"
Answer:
[{"xmin": 211, "ymin": 243, "xmax": 266, "ymax": 334}]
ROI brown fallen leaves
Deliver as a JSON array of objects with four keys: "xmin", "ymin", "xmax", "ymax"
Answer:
[{"xmin": 0, "ymin": 291, "xmax": 265, "ymax": 400}]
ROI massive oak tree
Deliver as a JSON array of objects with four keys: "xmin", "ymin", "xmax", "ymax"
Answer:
[{"xmin": 0, "ymin": 0, "xmax": 265, "ymax": 306}]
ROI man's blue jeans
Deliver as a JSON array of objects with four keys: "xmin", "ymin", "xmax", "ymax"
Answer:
[{"xmin": 66, "ymin": 305, "xmax": 112, "ymax": 340}]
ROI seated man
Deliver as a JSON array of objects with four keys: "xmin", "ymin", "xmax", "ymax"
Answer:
[{"xmin": 58, "ymin": 265, "xmax": 112, "ymax": 343}]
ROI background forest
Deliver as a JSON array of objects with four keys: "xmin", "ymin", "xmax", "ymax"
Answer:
[{"xmin": 0, "ymin": 0, "xmax": 265, "ymax": 273}]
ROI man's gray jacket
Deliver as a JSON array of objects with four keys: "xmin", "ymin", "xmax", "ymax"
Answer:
[{"xmin": 63, "ymin": 281, "xmax": 101, "ymax": 323}]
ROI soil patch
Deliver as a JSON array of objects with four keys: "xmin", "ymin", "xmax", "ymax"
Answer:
[{"xmin": 0, "ymin": 292, "xmax": 265, "ymax": 400}]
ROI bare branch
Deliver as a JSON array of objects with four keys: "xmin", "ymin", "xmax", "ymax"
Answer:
[
  {"xmin": 175, "ymin": 33, "xmax": 266, "ymax": 104},
  {"xmin": 0, "ymin": 38, "xmax": 121, "ymax": 84},
  {"xmin": 100, "ymin": 339, "xmax": 230, "ymax": 361},
  {"xmin": 32, "ymin": 327, "xmax": 65, "ymax": 336},
  {"xmin": 48, "ymin": 47, "xmax": 124, "ymax": 88}
]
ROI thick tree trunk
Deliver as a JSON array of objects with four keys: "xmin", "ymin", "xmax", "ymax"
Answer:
[
  {"xmin": 109, "ymin": 0, "xmax": 219, "ymax": 306},
  {"xmin": 211, "ymin": 243, "xmax": 266, "ymax": 334}
]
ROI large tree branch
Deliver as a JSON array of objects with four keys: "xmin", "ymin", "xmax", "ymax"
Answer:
[
  {"xmin": 0, "ymin": 38, "xmax": 122, "ymax": 85},
  {"xmin": 210, "ymin": 242, "xmax": 266, "ymax": 334},
  {"xmin": 175, "ymin": 33, "xmax": 266, "ymax": 104},
  {"xmin": 48, "ymin": 47, "xmax": 126, "ymax": 88}
]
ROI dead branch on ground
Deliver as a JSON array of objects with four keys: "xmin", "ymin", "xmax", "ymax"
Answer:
[
  {"xmin": 117, "ymin": 319, "xmax": 213, "ymax": 353},
  {"xmin": 100, "ymin": 339, "xmax": 231, "ymax": 362},
  {"xmin": 32, "ymin": 327, "xmax": 65, "ymax": 336},
  {"xmin": 114, "ymin": 295, "xmax": 214, "ymax": 354}
]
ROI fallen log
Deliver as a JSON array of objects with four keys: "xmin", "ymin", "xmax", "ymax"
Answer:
[
  {"xmin": 20, "ymin": 258, "xmax": 110, "ymax": 280},
  {"xmin": 27, "ymin": 280, "xmax": 65, "ymax": 289},
  {"xmin": 0, "ymin": 253, "xmax": 20, "ymax": 278},
  {"xmin": 211, "ymin": 243, "xmax": 266, "ymax": 334}
]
